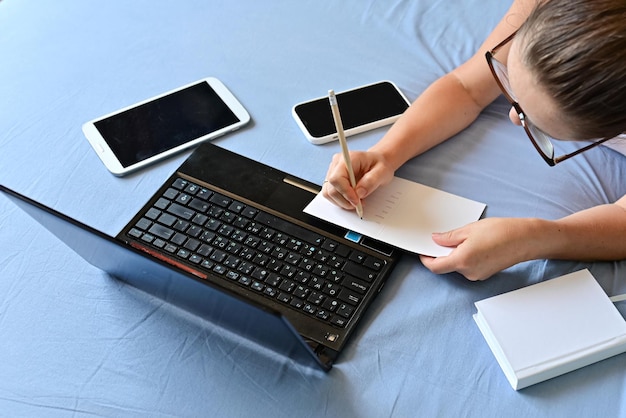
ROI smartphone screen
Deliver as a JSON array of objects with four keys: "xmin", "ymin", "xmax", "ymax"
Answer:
[
  {"xmin": 93, "ymin": 82, "xmax": 241, "ymax": 168},
  {"xmin": 293, "ymin": 81, "xmax": 410, "ymax": 140}
]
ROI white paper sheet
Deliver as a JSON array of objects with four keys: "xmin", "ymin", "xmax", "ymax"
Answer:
[{"xmin": 304, "ymin": 176, "xmax": 486, "ymax": 256}]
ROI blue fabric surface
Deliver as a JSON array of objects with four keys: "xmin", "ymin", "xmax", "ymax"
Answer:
[{"xmin": 2, "ymin": 0, "xmax": 626, "ymax": 416}]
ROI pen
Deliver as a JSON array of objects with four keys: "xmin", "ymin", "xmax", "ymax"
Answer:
[{"xmin": 328, "ymin": 90, "xmax": 364, "ymax": 219}]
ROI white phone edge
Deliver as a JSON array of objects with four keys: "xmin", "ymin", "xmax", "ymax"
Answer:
[
  {"xmin": 82, "ymin": 77, "xmax": 251, "ymax": 177},
  {"xmin": 291, "ymin": 80, "xmax": 410, "ymax": 145}
]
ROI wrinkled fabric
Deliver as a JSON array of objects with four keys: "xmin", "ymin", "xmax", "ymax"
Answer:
[{"xmin": 2, "ymin": 0, "xmax": 626, "ymax": 416}]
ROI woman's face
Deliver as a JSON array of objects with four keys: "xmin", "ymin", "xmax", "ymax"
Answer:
[{"xmin": 506, "ymin": 38, "xmax": 576, "ymax": 141}]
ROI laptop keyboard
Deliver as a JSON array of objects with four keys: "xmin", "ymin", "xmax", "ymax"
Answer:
[{"xmin": 126, "ymin": 177, "xmax": 387, "ymax": 328}]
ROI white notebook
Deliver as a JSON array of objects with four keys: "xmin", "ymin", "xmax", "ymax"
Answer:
[
  {"xmin": 303, "ymin": 176, "xmax": 486, "ymax": 257},
  {"xmin": 474, "ymin": 269, "xmax": 626, "ymax": 390}
]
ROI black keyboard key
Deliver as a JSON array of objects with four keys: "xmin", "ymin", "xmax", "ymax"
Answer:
[
  {"xmin": 158, "ymin": 213, "xmax": 177, "ymax": 227},
  {"xmin": 330, "ymin": 316, "xmax": 348, "ymax": 327},
  {"xmin": 220, "ymin": 211, "xmax": 237, "ymax": 224},
  {"xmin": 238, "ymin": 276, "xmax": 252, "ymax": 286},
  {"xmin": 163, "ymin": 188, "xmax": 179, "ymax": 200},
  {"xmin": 201, "ymin": 259, "xmax": 215, "ymax": 270},
  {"xmin": 205, "ymin": 218, "xmax": 221, "ymax": 231},
  {"xmin": 209, "ymin": 193, "xmax": 231, "ymax": 208},
  {"xmin": 337, "ymin": 303, "xmax": 355, "ymax": 318},
  {"xmin": 293, "ymin": 285, "xmax": 309, "ymax": 299},
  {"xmin": 277, "ymin": 292, "xmax": 291, "ymax": 303},
  {"xmin": 326, "ymin": 270, "xmax": 343, "ymax": 284},
  {"xmin": 213, "ymin": 265, "xmax": 227, "ymax": 275},
  {"xmin": 218, "ymin": 224, "xmax": 234, "ymax": 237},
  {"xmin": 184, "ymin": 183, "xmax": 200, "ymax": 195},
  {"xmin": 263, "ymin": 287, "xmax": 277, "ymax": 297},
  {"xmin": 321, "ymin": 240, "xmax": 338, "ymax": 252},
  {"xmin": 175, "ymin": 193, "xmax": 192, "ymax": 205},
  {"xmin": 167, "ymin": 203, "xmax": 195, "ymax": 220},
  {"xmin": 364, "ymin": 257, "xmax": 384, "ymax": 271},
  {"xmin": 135, "ymin": 218, "xmax": 151, "ymax": 231},
  {"xmin": 192, "ymin": 213, "xmax": 208, "ymax": 226},
  {"xmin": 200, "ymin": 231, "xmax": 216, "ymax": 244},
  {"xmin": 176, "ymin": 249, "xmax": 190, "ymax": 259},
  {"xmin": 323, "ymin": 298, "xmax": 339, "ymax": 311},
  {"xmin": 231, "ymin": 229, "xmax": 247, "ymax": 242},
  {"xmin": 148, "ymin": 224, "xmax": 175, "ymax": 241},
  {"xmin": 342, "ymin": 275, "xmax": 369, "ymax": 294},
  {"xmin": 141, "ymin": 233, "xmax": 155, "ymax": 243},
  {"xmin": 338, "ymin": 288, "xmax": 361, "ymax": 306},
  {"xmin": 328, "ymin": 255, "xmax": 345, "ymax": 269},
  {"xmin": 189, "ymin": 198, "xmax": 209, "ymax": 213},
  {"xmin": 233, "ymin": 216, "xmax": 249, "ymax": 229},
  {"xmin": 290, "ymin": 298, "xmax": 304, "ymax": 309},
  {"xmin": 307, "ymin": 291, "xmax": 325, "ymax": 305},
  {"xmin": 309, "ymin": 276, "xmax": 324, "ymax": 291},
  {"xmin": 228, "ymin": 201, "xmax": 245, "ymax": 213},
  {"xmin": 237, "ymin": 261, "xmax": 254, "ymax": 275},
  {"xmin": 184, "ymin": 239, "xmax": 200, "ymax": 252},
  {"xmin": 210, "ymin": 250, "xmax": 227, "ymax": 263},
  {"xmin": 241, "ymin": 207, "xmax": 258, "ymax": 219},
  {"xmin": 187, "ymin": 225, "xmax": 202, "ymax": 238},
  {"xmin": 197, "ymin": 188, "xmax": 212, "ymax": 200},
  {"xmin": 173, "ymin": 220, "xmax": 190, "ymax": 232},
  {"xmin": 172, "ymin": 178, "xmax": 188, "ymax": 190},
  {"xmin": 323, "ymin": 282, "xmax": 341, "ymax": 297},
  {"xmin": 197, "ymin": 244, "xmax": 213, "ymax": 257},
  {"xmin": 349, "ymin": 251, "xmax": 367, "ymax": 264},
  {"xmin": 208, "ymin": 206, "xmax": 224, "ymax": 218},
  {"xmin": 171, "ymin": 232, "xmax": 187, "ymax": 246},
  {"xmin": 251, "ymin": 281, "xmax": 264, "ymax": 292},
  {"xmin": 279, "ymin": 279, "xmax": 296, "ymax": 293},
  {"xmin": 343, "ymin": 261, "xmax": 378, "ymax": 282},
  {"xmin": 154, "ymin": 197, "xmax": 170, "ymax": 210},
  {"xmin": 335, "ymin": 244, "xmax": 351, "ymax": 258},
  {"xmin": 223, "ymin": 255, "xmax": 240, "ymax": 269},
  {"xmin": 251, "ymin": 268, "xmax": 269, "ymax": 281},
  {"xmin": 316, "ymin": 310, "xmax": 330, "ymax": 321},
  {"xmin": 145, "ymin": 208, "xmax": 161, "ymax": 220}
]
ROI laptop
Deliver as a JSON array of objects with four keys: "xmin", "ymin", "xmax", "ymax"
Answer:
[{"xmin": 1, "ymin": 143, "xmax": 399, "ymax": 370}]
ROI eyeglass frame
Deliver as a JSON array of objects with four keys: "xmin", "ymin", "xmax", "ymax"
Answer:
[{"xmin": 485, "ymin": 31, "xmax": 612, "ymax": 166}]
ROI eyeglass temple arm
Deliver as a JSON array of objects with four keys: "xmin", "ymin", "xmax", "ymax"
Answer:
[{"xmin": 554, "ymin": 137, "xmax": 614, "ymax": 164}]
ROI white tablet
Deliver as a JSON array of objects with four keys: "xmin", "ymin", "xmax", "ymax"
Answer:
[{"xmin": 82, "ymin": 77, "xmax": 251, "ymax": 176}]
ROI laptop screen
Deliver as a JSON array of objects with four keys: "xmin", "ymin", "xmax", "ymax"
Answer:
[{"xmin": 0, "ymin": 185, "xmax": 331, "ymax": 370}]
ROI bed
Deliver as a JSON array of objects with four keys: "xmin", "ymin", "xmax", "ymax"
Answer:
[{"xmin": 2, "ymin": 0, "xmax": 626, "ymax": 416}]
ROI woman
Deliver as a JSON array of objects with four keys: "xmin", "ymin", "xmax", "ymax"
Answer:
[{"xmin": 322, "ymin": 0, "xmax": 626, "ymax": 281}]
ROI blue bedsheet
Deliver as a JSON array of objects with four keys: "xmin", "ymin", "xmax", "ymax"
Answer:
[{"xmin": 2, "ymin": 1, "xmax": 626, "ymax": 416}]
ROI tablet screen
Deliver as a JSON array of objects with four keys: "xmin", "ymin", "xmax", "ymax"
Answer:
[{"xmin": 94, "ymin": 81, "xmax": 240, "ymax": 168}]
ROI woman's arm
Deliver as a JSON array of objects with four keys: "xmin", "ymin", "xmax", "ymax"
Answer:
[
  {"xmin": 323, "ymin": 0, "xmax": 537, "ymax": 209},
  {"xmin": 420, "ymin": 196, "xmax": 626, "ymax": 281}
]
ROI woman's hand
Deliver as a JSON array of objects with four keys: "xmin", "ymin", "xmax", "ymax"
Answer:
[
  {"xmin": 419, "ymin": 217, "xmax": 540, "ymax": 281},
  {"xmin": 322, "ymin": 150, "xmax": 395, "ymax": 211}
]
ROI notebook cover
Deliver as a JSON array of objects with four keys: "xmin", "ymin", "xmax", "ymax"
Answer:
[{"xmin": 474, "ymin": 269, "xmax": 626, "ymax": 390}]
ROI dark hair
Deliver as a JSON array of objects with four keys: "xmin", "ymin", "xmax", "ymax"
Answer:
[{"xmin": 517, "ymin": 0, "xmax": 626, "ymax": 139}]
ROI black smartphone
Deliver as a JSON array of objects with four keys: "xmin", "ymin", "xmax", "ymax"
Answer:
[{"xmin": 292, "ymin": 81, "xmax": 410, "ymax": 144}]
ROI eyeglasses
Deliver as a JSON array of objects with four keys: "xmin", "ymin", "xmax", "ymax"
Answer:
[{"xmin": 485, "ymin": 31, "xmax": 611, "ymax": 166}]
